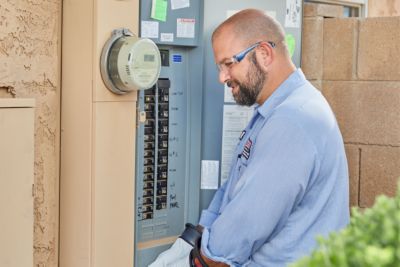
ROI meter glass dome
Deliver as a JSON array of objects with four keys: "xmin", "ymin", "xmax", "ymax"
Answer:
[
  {"xmin": 130, "ymin": 39, "xmax": 161, "ymax": 89},
  {"xmin": 101, "ymin": 29, "xmax": 161, "ymax": 94}
]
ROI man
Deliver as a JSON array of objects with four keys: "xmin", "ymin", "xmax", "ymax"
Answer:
[{"xmin": 150, "ymin": 9, "xmax": 349, "ymax": 267}]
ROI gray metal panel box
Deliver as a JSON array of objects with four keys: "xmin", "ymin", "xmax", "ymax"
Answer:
[
  {"xmin": 135, "ymin": 0, "xmax": 205, "ymax": 258},
  {"xmin": 140, "ymin": 0, "xmax": 202, "ymax": 46}
]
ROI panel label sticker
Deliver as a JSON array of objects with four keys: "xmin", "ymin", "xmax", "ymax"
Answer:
[
  {"xmin": 177, "ymin": 18, "xmax": 195, "ymax": 38},
  {"xmin": 285, "ymin": 0, "xmax": 301, "ymax": 28},
  {"xmin": 141, "ymin": 20, "xmax": 159, "ymax": 39}
]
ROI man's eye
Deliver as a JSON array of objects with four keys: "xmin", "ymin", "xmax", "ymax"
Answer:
[{"xmin": 224, "ymin": 61, "xmax": 233, "ymax": 67}]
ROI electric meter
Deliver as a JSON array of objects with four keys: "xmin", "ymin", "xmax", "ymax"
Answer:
[{"xmin": 100, "ymin": 28, "xmax": 161, "ymax": 94}]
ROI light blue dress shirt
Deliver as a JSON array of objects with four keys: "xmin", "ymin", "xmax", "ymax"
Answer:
[{"xmin": 199, "ymin": 69, "xmax": 350, "ymax": 267}]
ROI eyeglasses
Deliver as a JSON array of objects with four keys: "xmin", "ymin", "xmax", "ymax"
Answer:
[{"xmin": 216, "ymin": 41, "xmax": 276, "ymax": 72}]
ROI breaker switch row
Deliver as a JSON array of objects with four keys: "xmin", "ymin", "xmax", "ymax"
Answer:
[
  {"xmin": 156, "ymin": 79, "xmax": 169, "ymax": 211},
  {"xmin": 141, "ymin": 87, "xmax": 156, "ymax": 219}
]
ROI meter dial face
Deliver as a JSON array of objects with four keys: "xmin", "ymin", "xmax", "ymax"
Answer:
[
  {"xmin": 129, "ymin": 39, "xmax": 161, "ymax": 89},
  {"xmin": 102, "ymin": 30, "xmax": 161, "ymax": 94},
  {"xmin": 113, "ymin": 37, "xmax": 161, "ymax": 91}
]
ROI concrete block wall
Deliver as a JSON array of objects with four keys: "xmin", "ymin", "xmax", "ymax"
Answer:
[
  {"xmin": 358, "ymin": 17, "xmax": 400, "ymax": 81},
  {"xmin": 301, "ymin": 3, "xmax": 343, "ymax": 89},
  {"xmin": 323, "ymin": 18, "xmax": 358, "ymax": 81},
  {"xmin": 302, "ymin": 3, "xmax": 400, "ymax": 208},
  {"xmin": 304, "ymin": 2, "xmax": 344, "ymax": 18},
  {"xmin": 301, "ymin": 16, "xmax": 324, "ymax": 81},
  {"xmin": 368, "ymin": 0, "xmax": 400, "ymax": 17}
]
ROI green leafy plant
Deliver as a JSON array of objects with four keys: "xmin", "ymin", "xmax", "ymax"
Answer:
[{"xmin": 291, "ymin": 182, "xmax": 400, "ymax": 267}]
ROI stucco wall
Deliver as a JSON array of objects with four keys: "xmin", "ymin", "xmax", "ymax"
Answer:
[
  {"xmin": 368, "ymin": 0, "xmax": 400, "ymax": 17},
  {"xmin": 0, "ymin": 0, "xmax": 61, "ymax": 266}
]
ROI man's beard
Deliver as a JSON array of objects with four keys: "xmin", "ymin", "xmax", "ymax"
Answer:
[{"xmin": 228, "ymin": 53, "xmax": 266, "ymax": 106}]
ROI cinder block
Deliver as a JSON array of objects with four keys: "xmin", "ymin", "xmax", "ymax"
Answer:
[
  {"xmin": 322, "ymin": 81, "xmax": 400, "ymax": 146},
  {"xmin": 358, "ymin": 17, "xmax": 400, "ymax": 80},
  {"xmin": 345, "ymin": 145, "xmax": 360, "ymax": 207},
  {"xmin": 301, "ymin": 17, "xmax": 323, "ymax": 80},
  {"xmin": 368, "ymin": 0, "xmax": 400, "ymax": 18},
  {"xmin": 323, "ymin": 18, "xmax": 358, "ymax": 80},
  {"xmin": 304, "ymin": 2, "xmax": 343, "ymax": 18},
  {"xmin": 359, "ymin": 146, "xmax": 400, "ymax": 207}
]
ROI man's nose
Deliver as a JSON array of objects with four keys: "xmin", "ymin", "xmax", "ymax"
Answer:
[{"xmin": 218, "ymin": 69, "xmax": 230, "ymax": 84}]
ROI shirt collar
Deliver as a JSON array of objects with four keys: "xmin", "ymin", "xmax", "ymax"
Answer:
[{"xmin": 255, "ymin": 68, "xmax": 307, "ymax": 118}]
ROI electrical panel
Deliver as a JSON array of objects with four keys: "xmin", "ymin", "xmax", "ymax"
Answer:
[{"xmin": 134, "ymin": 45, "xmax": 203, "ymax": 266}]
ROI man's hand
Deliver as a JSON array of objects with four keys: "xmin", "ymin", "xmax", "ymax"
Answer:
[
  {"xmin": 166, "ymin": 255, "xmax": 191, "ymax": 267},
  {"xmin": 163, "ymin": 249, "xmax": 228, "ymax": 267},
  {"xmin": 149, "ymin": 238, "xmax": 192, "ymax": 267}
]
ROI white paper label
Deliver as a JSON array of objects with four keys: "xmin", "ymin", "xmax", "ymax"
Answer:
[
  {"xmin": 220, "ymin": 105, "xmax": 253, "ymax": 185},
  {"xmin": 160, "ymin": 33, "xmax": 174, "ymax": 42},
  {"xmin": 285, "ymin": 0, "xmax": 301, "ymax": 28},
  {"xmin": 176, "ymin": 18, "xmax": 195, "ymax": 38},
  {"xmin": 201, "ymin": 160, "xmax": 219, "ymax": 190},
  {"xmin": 141, "ymin": 20, "xmax": 159, "ymax": 39},
  {"xmin": 171, "ymin": 0, "xmax": 190, "ymax": 10}
]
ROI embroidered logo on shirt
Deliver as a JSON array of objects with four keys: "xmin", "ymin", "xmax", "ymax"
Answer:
[
  {"xmin": 239, "ymin": 130, "xmax": 246, "ymax": 140},
  {"xmin": 242, "ymin": 138, "xmax": 252, "ymax": 159}
]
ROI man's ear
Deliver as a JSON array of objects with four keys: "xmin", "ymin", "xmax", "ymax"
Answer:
[{"xmin": 256, "ymin": 42, "xmax": 274, "ymax": 70}]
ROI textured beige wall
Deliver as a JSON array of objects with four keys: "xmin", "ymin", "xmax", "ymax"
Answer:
[
  {"xmin": 0, "ymin": 0, "xmax": 61, "ymax": 266},
  {"xmin": 368, "ymin": 0, "xmax": 400, "ymax": 17}
]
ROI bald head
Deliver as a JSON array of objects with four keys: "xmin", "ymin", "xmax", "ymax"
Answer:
[
  {"xmin": 212, "ymin": 9, "xmax": 288, "ymax": 56},
  {"xmin": 211, "ymin": 9, "xmax": 296, "ymax": 105}
]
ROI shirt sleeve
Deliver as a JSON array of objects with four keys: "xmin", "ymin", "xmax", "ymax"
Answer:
[
  {"xmin": 199, "ymin": 179, "xmax": 228, "ymax": 228},
  {"xmin": 201, "ymin": 116, "xmax": 318, "ymax": 266}
]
